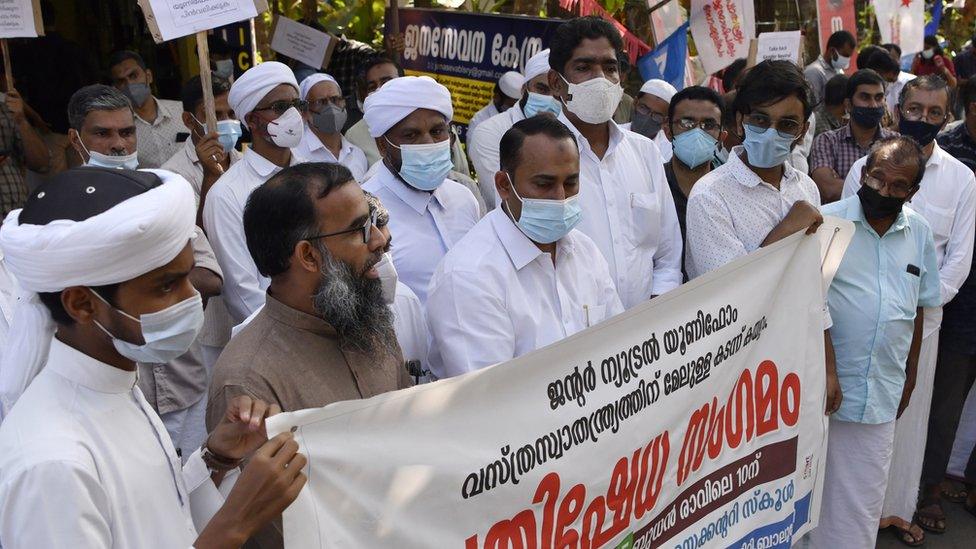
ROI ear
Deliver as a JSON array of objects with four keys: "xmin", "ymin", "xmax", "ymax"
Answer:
[
  {"xmin": 844, "ymin": 98, "xmax": 852, "ymax": 113},
  {"xmin": 718, "ymin": 129, "xmax": 728, "ymax": 145},
  {"xmin": 294, "ymin": 240, "xmax": 321, "ymax": 274},
  {"xmin": 734, "ymin": 112, "xmax": 745, "ymax": 138},
  {"xmin": 67, "ymin": 128, "xmax": 86, "ymax": 161},
  {"xmin": 145, "ymin": 69, "xmax": 154, "ymax": 86},
  {"xmin": 495, "ymin": 169, "xmax": 513, "ymax": 202},
  {"xmin": 547, "ymin": 69, "xmax": 564, "ymax": 100},
  {"xmin": 662, "ymin": 119, "xmax": 673, "ymax": 141},
  {"xmin": 61, "ymin": 287, "xmax": 97, "ymax": 324},
  {"xmin": 376, "ymin": 136, "xmax": 387, "ymax": 156}
]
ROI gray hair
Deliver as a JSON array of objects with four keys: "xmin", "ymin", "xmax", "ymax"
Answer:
[
  {"xmin": 67, "ymin": 84, "xmax": 132, "ymax": 131},
  {"xmin": 898, "ymin": 74, "xmax": 950, "ymax": 110},
  {"xmin": 865, "ymin": 136, "xmax": 927, "ymax": 187}
]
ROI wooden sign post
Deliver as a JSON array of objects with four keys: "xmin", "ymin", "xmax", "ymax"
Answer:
[{"xmin": 196, "ymin": 32, "xmax": 218, "ymax": 134}]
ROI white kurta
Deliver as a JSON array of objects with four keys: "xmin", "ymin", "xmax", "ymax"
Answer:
[
  {"xmin": 203, "ymin": 148, "xmax": 305, "ymax": 323},
  {"xmin": 296, "ymin": 129, "xmax": 369, "ymax": 182},
  {"xmin": 558, "ymin": 113, "xmax": 683, "ymax": 307},
  {"xmin": 0, "ymin": 339, "xmax": 232, "ymax": 548},
  {"xmin": 806, "ymin": 418, "xmax": 896, "ymax": 549},
  {"xmin": 467, "ymin": 105, "xmax": 526, "ymax": 207},
  {"xmin": 391, "ymin": 281, "xmax": 430, "ymax": 381},
  {"xmin": 466, "ymin": 102, "xmax": 499, "ymax": 139},
  {"xmin": 427, "ymin": 209, "xmax": 624, "ymax": 378},
  {"xmin": 844, "ymin": 144, "xmax": 976, "ymax": 521},
  {"xmin": 362, "ymin": 164, "xmax": 479, "ymax": 304}
]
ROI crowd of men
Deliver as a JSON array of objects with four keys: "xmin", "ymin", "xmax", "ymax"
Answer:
[{"xmin": 0, "ymin": 13, "xmax": 974, "ymax": 548}]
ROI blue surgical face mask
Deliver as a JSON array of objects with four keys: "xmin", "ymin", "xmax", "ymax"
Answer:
[
  {"xmin": 216, "ymin": 119, "xmax": 243, "ymax": 153},
  {"xmin": 742, "ymin": 124, "xmax": 796, "ymax": 169},
  {"xmin": 505, "ymin": 172, "xmax": 582, "ymax": 244},
  {"xmin": 385, "ymin": 137, "xmax": 453, "ymax": 191},
  {"xmin": 672, "ymin": 128, "xmax": 719, "ymax": 169},
  {"xmin": 91, "ymin": 290, "xmax": 204, "ymax": 364},
  {"xmin": 714, "ymin": 146, "xmax": 730, "ymax": 166},
  {"xmin": 80, "ymin": 138, "xmax": 138, "ymax": 170},
  {"xmin": 523, "ymin": 92, "xmax": 561, "ymax": 118}
]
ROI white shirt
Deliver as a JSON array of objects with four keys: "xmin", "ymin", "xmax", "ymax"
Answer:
[
  {"xmin": 203, "ymin": 148, "xmax": 305, "ymax": 323},
  {"xmin": 135, "ymin": 97, "xmax": 188, "ymax": 169},
  {"xmin": 0, "ymin": 339, "xmax": 232, "ymax": 548},
  {"xmin": 466, "ymin": 102, "xmax": 499, "ymax": 138},
  {"xmin": 685, "ymin": 145, "xmax": 822, "ymax": 279},
  {"xmin": 468, "ymin": 105, "xmax": 526, "ymax": 207},
  {"xmin": 886, "ymin": 71, "xmax": 916, "ymax": 115},
  {"xmin": 559, "ymin": 112, "xmax": 683, "ymax": 308},
  {"xmin": 362, "ymin": 164, "xmax": 480, "ymax": 304},
  {"xmin": 296, "ymin": 129, "xmax": 369, "ymax": 181},
  {"xmin": 618, "ymin": 122, "xmax": 672, "ymax": 162},
  {"xmin": 427, "ymin": 209, "xmax": 624, "ymax": 379},
  {"xmin": 842, "ymin": 142, "xmax": 976, "ymax": 334},
  {"xmin": 789, "ymin": 112, "xmax": 816, "ymax": 175},
  {"xmin": 160, "ymin": 137, "xmax": 243, "ymax": 206},
  {"xmin": 391, "ymin": 281, "xmax": 430, "ymax": 380}
]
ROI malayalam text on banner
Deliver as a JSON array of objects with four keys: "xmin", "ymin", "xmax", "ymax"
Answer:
[{"xmin": 268, "ymin": 219, "xmax": 855, "ymax": 548}]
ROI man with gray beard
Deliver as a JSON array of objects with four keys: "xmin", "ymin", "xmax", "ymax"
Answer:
[{"xmin": 206, "ymin": 162, "xmax": 412, "ymax": 549}]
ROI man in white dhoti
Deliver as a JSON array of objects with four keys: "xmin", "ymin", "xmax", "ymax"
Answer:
[
  {"xmin": 841, "ymin": 75, "xmax": 976, "ymax": 537},
  {"xmin": 809, "ymin": 137, "xmax": 940, "ymax": 549},
  {"xmin": 0, "ymin": 167, "xmax": 305, "ymax": 547}
]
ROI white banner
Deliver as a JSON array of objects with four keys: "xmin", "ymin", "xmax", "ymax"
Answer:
[
  {"xmin": 756, "ymin": 31, "xmax": 803, "ymax": 65},
  {"xmin": 875, "ymin": 0, "xmax": 925, "ymax": 56},
  {"xmin": 268, "ymin": 221, "xmax": 854, "ymax": 548},
  {"xmin": 140, "ymin": 0, "xmax": 261, "ymax": 42},
  {"xmin": 689, "ymin": 0, "xmax": 755, "ymax": 75}
]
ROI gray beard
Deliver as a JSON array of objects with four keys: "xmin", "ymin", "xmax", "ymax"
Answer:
[{"xmin": 311, "ymin": 243, "xmax": 398, "ymax": 358}]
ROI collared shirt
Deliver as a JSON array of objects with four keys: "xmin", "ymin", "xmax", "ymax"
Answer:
[
  {"xmin": 427, "ymin": 209, "xmax": 624, "ymax": 378},
  {"xmin": 886, "ymin": 72, "xmax": 916, "ymax": 115},
  {"xmin": 813, "ymin": 105, "xmax": 846, "ymax": 137},
  {"xmin": 203, "ymin": 148, "xmax": 305, "ymax": 323},
  {"xmin": 468, "ymin": 105, "xmax": 526, "ymax": 207},
  {"xmin": 0, "ymin": 103, "xmax": 26, "ymax": 218},
  {"xmin": 810, "ymin": 124, "xmax": 897, "ymax": 184},
  {"xmin": 823, "ymin": 196, "xmax": 940, "ymax": 424},
  {"xmin": 558, "ymin": 112, "xmax": 683, "ymax": 307},
  {"xmin": 467, "ymin": 101, "xmax": 499, "ymax": 139},
  {"xmin": 362, "ymin": 164, "xmax": 480, "ymax": 303},
  {"xmin": 685, "ymin": 145, "xmax": 822, "ymax": 279},
  {"xmin": 138, "ymin": 228, "xmax": 221, "ymax": 425},
  {"xmin": 134, "ymin": 97, "xmax": 187, "ymax": 169},
  {"xmin": 296, "ymin": 129, "xmax": 368, "ymax": 181},
  {"xmin": 803, "ymin": 57, "xmax": 842, "ymax": 105},
  {"xmin": 0, "ymin": 339, "xmax": 229, "ymax": 548},
  {"xmin": 843, "ymin": 143, "xmax": 976, "ymax": 336},
  {"xmin": 618, "ymin": 122, "xmax": 673, "ymax": 162},
  {"xmin": 664, "ymin": 162, "xmax": 690, "ymax": 282},
  {"xmin": 159, "ymin": 137, "xmax": 243, "ymax": 205}
]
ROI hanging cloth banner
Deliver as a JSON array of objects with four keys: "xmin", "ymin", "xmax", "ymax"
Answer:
[
  {"xmin": 689, "ymin": 0, "xmax": 756, "ymax": 76},
  {"xmin": 637, "ymin": 22, "xmax": 689, "ymax": 91},
  {"xmin": 815, "ymin": 0, "xmax": 857, "ymax": 53},
  {"xmin": 559, "ymin": 0, "xmax": 651, "ymax": 65},
  {"xmin": 875, "ymin": 0, "xmax": 925, "ymax": 56},
  {"xmin": 925, "ymin": 0, "xmax": 944, "ymax": 37}
]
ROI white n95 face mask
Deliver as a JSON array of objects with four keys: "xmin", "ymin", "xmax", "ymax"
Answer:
[
  {"xmin": 267, "ymin": 106, "xmax": 305, "ymax": 148},
  {"xmin": 91, "ymin": 290, "xmax": 204, "ymax": 364},
  {"xmin": 560, "ymin": 74, "xmax": 623, "ymax": 124},
  {"xmin": 375, "ymin": 252, "xmax": 398, "ymax": 305}
]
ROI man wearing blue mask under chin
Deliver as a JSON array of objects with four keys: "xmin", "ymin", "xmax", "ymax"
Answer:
[
  {"xmin": 427, "ymin": 115, "xmax": 624, "ymax": 379},
  {"xmin": 468, "ymin": 48, "xmax": 562, "ymax": 206},
  {"xmin": 362, "ymin": 76, "xmax": 480, "ymax": 304},
  {"xmin": 547, "ymin": 17, "xmax": 682, "ymax": 309},
  {"xmin": 684, "ymin": 59, "xmax": 840, "ymax": 417},
  {"xmin": 659, "ymin": 86, "xmax": 727, "ymax": 282},
  {"xmin": 67, "ymin": 84, "xmax": 140, "ymax": 170}
]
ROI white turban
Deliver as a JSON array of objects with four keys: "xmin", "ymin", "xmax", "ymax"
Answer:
[
  {"xmin": 640, "ymin": 79, "xmax": 678, "ymax": 103},
  {"xmin": 498, "ymin": 71, "xmax": 524, "ymax": 99},
  {"xmin": 363, "ymin": 76, "xmax": 453, "ymax": 138},
  {"xmin": 0, "ymin": 169, "xmax": 196, "ymax": 417},
  {"xmin": 229, "ymin": 61, "xmax": 299, "ymax": 129},
  {"xmin": 299, "ymin": 73, "xmax": 341, "ymax": 101},
  {"xmin": 523, "ymin": 49, "xmax": 551, "ymax": 82}
]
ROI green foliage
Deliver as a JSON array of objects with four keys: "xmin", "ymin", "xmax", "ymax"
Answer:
[{"xmin": 265, "ymin": 0, "xmax": 387, "ymax": 49}]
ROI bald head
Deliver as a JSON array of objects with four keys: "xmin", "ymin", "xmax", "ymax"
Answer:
[{"xmin": 864, "ymin": 136, "xmax": 926, "ymax": 189}]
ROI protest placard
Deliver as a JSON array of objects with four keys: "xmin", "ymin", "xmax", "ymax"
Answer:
[
  {"xmin": 269, "ymin": 15, "xmax": 337, "ymax": 70},
  {"xmin": 756, "ymin": 31, "xmax": 803, "ymax": 65},
  {"xmin": 138, "ymin": 0, "xmax": 266, "ymax": 43},
  {"xmin": 689, "ymin": 0, "xmax": 755, "ymax": 76},
  {"xmin": 268, "ymin": 218, "xmax": 855, "ymax": 548},
  {"xmin": 0, "ymin": 0, "xmax": 43, "ymax": 91}
]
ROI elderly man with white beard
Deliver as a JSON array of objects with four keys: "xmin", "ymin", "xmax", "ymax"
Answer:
[{"xmin": 206, "ymin": 161, "xmax": 412, "ymax": 549}]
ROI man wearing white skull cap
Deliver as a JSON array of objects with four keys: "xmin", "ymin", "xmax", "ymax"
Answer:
[
  {"xmin": 624, "ymin": 78, "xmax": 677, "ymax": 162},
  {"xmin": 296, "ymin": 73, "xmax": 368, "ymax": 180},
  {"xmin": 467, "ymin": 70, "xmax": 524, "ymax": 138},
  {"xmin": 0, "ymin": 167, "xmax": 306, "ymax": 548},
  {"xmin": 468, "ymin": 49, "xmax": 563, "ymax": 207},
  {"xmin": 361, "ymin": 76, "xmax": 480, "ymax": 304},
  {"xmin": 203, "ymin": 61, "xmax": 308, "ymax": 323}
]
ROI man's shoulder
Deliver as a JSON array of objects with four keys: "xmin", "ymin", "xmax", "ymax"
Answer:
[
  {"xmin": 157, "ymin": 98, "xmax": 185, "ymax": 118},
  {"xmin": 210, "ymin": 311, "xmax": 278, "ymax": 385},
  {"xmin": 437, "ymin": 214, "xmax": 501, "ymax": 274},
  {"xmin": 472, "ymin": 110, "xmax": 516, "ymax": 144},
  {"xmin": 820, "ymin": 195, "xmax": 855, "ymax": 218},
  {"xmin": 902, "ymin": 204, "xmax": 934, "ymax": 233},
  {"xmin": 688, "ymin": 163, "xmax": 737, "ymax": 200}
]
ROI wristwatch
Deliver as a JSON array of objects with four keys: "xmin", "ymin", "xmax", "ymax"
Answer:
[{"xmin": 200, "ymin": 444, "xmax": 242, "ymax": 473}]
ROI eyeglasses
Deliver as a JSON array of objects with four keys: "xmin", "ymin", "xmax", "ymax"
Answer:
[
  {"xmin": 252, "ymin": 99, "xmax": 308, "ymax": 116},
  {"xmin": 863, "ymin": 174, "xmax": 917, "ymax": 198},
  {"xmin": 308, "ymin": 97, "xmax": 346, "ymax": 112},
  {"xmin": 634, "ymin": 103, "xmax": 666, "ymax": 123},
  {"xmin": 900, "ymin": 105, "xmax": 946, "ymax": 124},
  {"xmin": 674, "ymin": 117, "xmax": 721, "ymax": 133},
  {"xmin": 307, "ymin": 209, "xmax": 378, "ymax": 245},
  {"xmin": 744, "ymin": 113, "xmax": 804, "ymax": 138}
]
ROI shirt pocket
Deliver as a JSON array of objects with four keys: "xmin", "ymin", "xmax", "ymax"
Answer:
[
  {"xmin": 628, "ymin": 192, "xmax": 660, "ymax": 248},
  {"xmin": 922, "ymin": 204, "xmax": 954, "ymax": 243},
  {"xmin": 582, "ymin": 303, "xmax": 607, "ymax": 328},
  {"xmin": 893, "ymin": 270, "xmax": 922, "ymax": 320}
]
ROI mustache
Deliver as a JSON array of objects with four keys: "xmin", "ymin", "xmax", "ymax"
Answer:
[{"xmin": 360, "ymin": 252, "xmax": 384, "ymax": 276}]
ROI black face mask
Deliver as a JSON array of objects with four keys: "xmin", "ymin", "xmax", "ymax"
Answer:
[
  {"xmin": 857, "ymin": 183, "xmax": 906, "ymax": 220},
  {"xmin": 898, "ymin": 118, "xmax": 942, "ymax": 146},
  {"xmin": 631, "ymin": 111, "xmax": 662, "ymax": 139},
  {"xmin": 851, "ymin": 106, "xmax": 885, "ymax": 128}
]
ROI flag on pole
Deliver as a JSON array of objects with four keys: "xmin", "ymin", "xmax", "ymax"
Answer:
[{"xmin": 637, "ymin": 22, "xmax": 689, "ymax": 90}]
